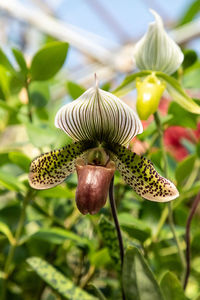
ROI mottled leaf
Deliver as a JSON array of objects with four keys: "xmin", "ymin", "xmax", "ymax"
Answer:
[
  {"xmin": 27, "ymin": 257, "xmax": 97, "ymax": 300},
  {"xmin": 99, "ymin": 216, "xmax": 121, "ymax": 271}
]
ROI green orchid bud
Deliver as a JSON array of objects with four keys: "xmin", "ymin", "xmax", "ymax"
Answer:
[
  {"xmin": 136, "ymin": 74, "xmax": 166, "ymax": 120},
  {"xmin": 134, "ymin": 10, "xmax": 184, "ymax": 75}
]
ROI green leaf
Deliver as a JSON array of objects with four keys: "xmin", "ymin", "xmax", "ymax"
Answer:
[
  {"xmin": 90, "ymin": 248, "xmax": 111, "ymax": 268},
  {"xmin": 118, "ymin": 213, "xmax": 151, "ymax": 242},
  {"xmin": 8, "ymin": 151, "xmax": 31, "ymax": 173},
  {"xmin": 26, "ymin": 123, "xmax": 58, "ymax": 147},
  {"xmin": 0, "ymin": 170, "xmax": 26, "ymax": 192},
  {"xmin": 160, "ymin": 271, "xmax": 188, "ymax": 300},
  {"xmin": 30, "ymin": 42, "xmax": 69, "ymax": 81},
  {"xmin": 0, "ymin": 221, "xmax": 15, "ymax": 245},
  {"xmin": 29, "ymin": 81, "xmax": 50, "ymax": 108},
  {"xmin": 179, "ymin": 0, "xmax": 200, "ymax": 25},
  {"xmin": 175, "ymin": 154, "xmax": 196, "ymax": 186},
  {"xmin": 37, "ymin": 185, "xmax": 74, "ymax": 199},
  {"xmin": 112, "ymin": 71, "xmax": 151, "ymax": 97},
  {"xmin": 0, "ymin": 48, "xmax": 16, "ymax": 74},
  {"xmin": 0, "ymin": 65, "xmax": 10, "ymax": 98},
  {"xmin": 12, "ymin": 48, "xmax": 28, "ymax": 75},
  {"xmin": 123, "ymin": 246, "xmax": 164, "ymax": 300},
  {"xmin": 156, "ymin": 72, "xmax": 200, "ymax": 114},
  {"xmin": 27, "ymin": 257, "xmax": 97, "ymax": 300},
  {"xmin": 30, "ymin": 227, "xmax": 92, "ymax": 248},
  {"xmin": 87, "ymin": 284, "xmax": 107, "ymax": 300},
  {"xmin": 67, "ymin": 81, "xmax": 86, "ymax": 99},
  {"xmin": 99, "ymin": 216, "xmax": 121, "ymax": 271},
  {"xmin": 182, "ymin": 49, "xmax": 198, "ymax": 70},
  {"xmin": 168, "ymin": 102, "xmax": 198, "ymax": 128},
  {"xmin": 183, "ymin": 68, "xmax": 200, "ymax": 88}
]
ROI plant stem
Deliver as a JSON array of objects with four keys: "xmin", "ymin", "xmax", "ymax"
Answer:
[
  {"xmin": 153, "ymin": 112, "xmax": 186, "ymax": 278},
  {"xmin": 184, "ymin": 192, "xmax": 200, "ymax": 290},
  {"xmin": 25, "ymin": 79, "xmax": 32, "ymax": 123},
  {"xmin": 1, "ymin": 189, "xmax": 33, "ymax": 300},
  {"xmin": 109, "ymin": 176, "xmax": 125, "ymax": 300}
]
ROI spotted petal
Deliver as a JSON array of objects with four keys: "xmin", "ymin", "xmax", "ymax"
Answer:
[
  {"xmin": 107, "ymin": 143, "xmax": 179, "ymax": 202},
  {"xmin": 55, "ymin": 86, "xmax": 143, "ymax": 146},
  {"xmin": 133, "ymin": 10, "xmax": 184, "ymax": 75},
  {"xmin": 29, "ymin": 141, "xmax": 95, "ymax": 190}
]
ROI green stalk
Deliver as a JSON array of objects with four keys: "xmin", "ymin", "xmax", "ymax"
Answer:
[
  {"xmin": 25, "ymin": 79, "xmax": 32, "ymax": 123},
  {"xmin": 153, "ymin": 112, "xmax": 186, "ymax": 279},
  {"xmin": 1, "ymin": 189, "xmax": 34, "ymax": 300}
]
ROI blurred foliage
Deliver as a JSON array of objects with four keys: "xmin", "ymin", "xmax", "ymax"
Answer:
[{"xmin": 0, "ymin": 5, "xmax": 200, "ymax": 299}]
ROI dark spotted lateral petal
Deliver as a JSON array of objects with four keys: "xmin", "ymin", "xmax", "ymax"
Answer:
[
  {"xmin": 29, "ymin": 141, "xmax": 95, "ymax": 190},
  {"xmin": 107, "ymin": 143, "xmax": 179, "ymax": 202}
]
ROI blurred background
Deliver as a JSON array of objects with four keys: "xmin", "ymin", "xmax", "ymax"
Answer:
[{"xmin": 0, "ymin": 0, "xmax": 200, "ymax": 87}]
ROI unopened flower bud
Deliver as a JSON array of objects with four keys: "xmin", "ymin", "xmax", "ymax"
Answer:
[
  {"xmin": 136, "ymin": 74, "xmax": 166, "ymax": 120},
  {"xmin": 75, "ymin": 159, "xmax": 115, "ymax": 214}
]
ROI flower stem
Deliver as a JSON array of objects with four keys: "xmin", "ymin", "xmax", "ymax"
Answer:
[
  {"xmin": 153, "ymin": 112, "xmax": 186, "ymax": 279},
  {"xmin": 2, "ymin": 189, "xmax": 34, "ymax": 300},
  {"xmin": 184, "ymin": 192, "xmax": 200, "ymax": 290},
  {"xmin": 109, "ymin": 176, "xmax": 125, "ymax": 300}
]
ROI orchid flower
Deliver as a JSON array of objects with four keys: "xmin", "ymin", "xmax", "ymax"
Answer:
[
  {"xmin": 133, "ymin": 10, "xmax": 186, "ymax": 120},
  {"xmin": 28, "ymin": 77, "xmax": 179, "ymax": 214}
]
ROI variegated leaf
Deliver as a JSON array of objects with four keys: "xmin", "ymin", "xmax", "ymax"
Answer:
[
  {"xmin": 107, "ymin": 143, "xmax": 179, "ymax": 202},
  {"xmin": 55, "ymin": 86, "xmax": 143, "ymax": 146},
  {"xmin": 29, "ymin": 141, "xmax": 95, "ymax": 190}
]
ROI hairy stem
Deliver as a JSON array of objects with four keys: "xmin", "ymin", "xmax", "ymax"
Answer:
[
  {"xmin": 184, "ymin": 192, "xmax": 200, "ymax": 290},
  {"xmin": 109, "ymin": 176, "xmax": 125, "ymax": 300},
  {"xmin": 2, "ymin": 189, "xmax": 34, "ymax": 300},
  {"xmin": 154, "ymin": 112, "xmax": 186, "ymax": 280}
]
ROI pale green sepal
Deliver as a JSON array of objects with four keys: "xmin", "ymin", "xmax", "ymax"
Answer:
[
  {"xmin": 27, "ymin": 257, "xmax": 97, "ymax": 300},
  {"xmin": 106, "ymin": 143, "xmax": 179, "ymax": 202},
  {"xmin": 133, "ymin": 10, "xmax": 184, "ymax": 75},
  {"xmin": 156, "ymin": 72, "xmax": 200, "ymax": 114},
  {"xmin": 29, "ymin": 141, "xmax": 96, "ymax": 190},
  {"xmin": 55, "ymin": 86, "xmax": 143, "ymax": 145}
]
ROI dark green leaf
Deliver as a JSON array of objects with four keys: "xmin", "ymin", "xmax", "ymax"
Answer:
[
  {"xmin": 30, "ymin": 42, "xmax": 69, "ymax": 81},
  {"xmin": 175, "ymin": 154, "xmax": 196, "ymax": 186},
  {"xmin": 160, "ymin": 271, "xmax": 188, "ymax": 300},
  {"xmin": 182, "ymin": 50, "xmax": 198, "ymax": 70},
  {"xmin": 27, "ymin": 257, "xmax": 97, "ymax": 299},
  {"xmin": 123, "ymin": 247, "xmax": 164, "ymax": 300},
  {"xmin": 67, "ymin": 81, "xmax": 85, "ymax": 99},
  {"xmin": 29, "ymin": 81, "xmax": 50, "ymax": 107},
  {"xmin": 99, "ymin": 216, "xmax": 121, "ymax": 271}
]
